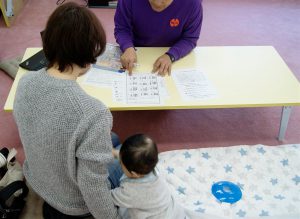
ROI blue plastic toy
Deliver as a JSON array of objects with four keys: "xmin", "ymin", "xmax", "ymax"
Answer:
[{"xmin": 211, "ymin": 181, "xmax": 242, "ymax": 204}]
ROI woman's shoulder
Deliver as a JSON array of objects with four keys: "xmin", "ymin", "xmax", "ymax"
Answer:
[
  {"xmin": 78, "ymin": 92, "xmax": 108, "ymax": 110},
  {"xmin": 176, "ymin": 0, "xmax": 201, "ymax": 10},
  {"xmin": 183, "ymin": 0, "xmax": 202, "ymax": 7},
  {"xmin": 118, "ymin": 0, "xmax": 147, "ymax": 8},
  {"xmin": 17, "ymin": 69, "xmax": 47, "ymax": 91},
  {"xmin": 180, "ymin": 0, "xmax": 202, "ymax": 18},
  {"xmin": 78, "ymin": 94, "xmax": 111, "ymax": 118},
  {"xmin": 19, "ymin": 68, "xmax": 43, "ymax": 81},
  {"xmin": 118, "ymin": 0, "xmax": 133, "ymax": 7},
  {"xmin": 188, "ymin": 0, "xmax": 202, "ymax": 4}
]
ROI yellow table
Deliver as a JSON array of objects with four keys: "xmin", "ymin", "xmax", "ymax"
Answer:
[{"xmin": 4, "ymin": 46, "xmax": 300, "ymax": 140}]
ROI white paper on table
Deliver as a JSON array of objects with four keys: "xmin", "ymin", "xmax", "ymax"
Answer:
[
  {"xmin": 83, "ymin": 67, "xmax": 124, "ymax": 88},
  {"xmin": 157, "ymin": 76, "xmax": 170, "ymax": 100},
  {"xmin": 83, "ymin": 69, "xmax": 167, "ymax": 105},
  {"xmin": 172, "ymin": 69, "xmax": 218, "ymax": 101},
  {"xmin": 112, "ymin": 76, "xmax": 126, "ymax": 103},
  {"xmin": 126, "ymin": 73, "xmax": 161, "ymax": 105}
]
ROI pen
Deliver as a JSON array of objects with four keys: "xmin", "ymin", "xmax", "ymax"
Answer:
[
  {"xmin": 120, "ymin": 63, "xmax": 139, "ymax": 68},
  {"xmin": 120, "ymin": 63, "xmax": 139, "ymax": 71}
]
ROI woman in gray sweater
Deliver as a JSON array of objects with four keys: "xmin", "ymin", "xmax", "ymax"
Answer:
[{"xmin": 13, "ymin": 2, "xmax": 119, "ymax": 219}]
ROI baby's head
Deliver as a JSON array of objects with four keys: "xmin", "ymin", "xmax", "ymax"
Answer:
[{"xmin": 120, "ymin": 134, "xmax": 158, "ymax": 178}]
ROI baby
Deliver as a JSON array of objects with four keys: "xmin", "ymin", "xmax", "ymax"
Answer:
[{"xmin": 111, "ymin": 134, "xmax": 186, "ymax": 219}]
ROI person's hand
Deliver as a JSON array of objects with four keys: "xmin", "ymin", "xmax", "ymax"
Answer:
[
  {"xmin": 152, "ymin": 54, "xmax": 172, "ymax": 76},
  {"xmin": 121, "ymin": 47, "xmax": 137, "ymax": 75},
  {"xmin": 112, "ymin": 148, "xmax": 119, "ymax": 159}
]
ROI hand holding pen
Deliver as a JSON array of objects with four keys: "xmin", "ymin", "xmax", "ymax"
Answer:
[{"xmin": 121, "ymin": 47, "xmax": 137, "ymax": 75}]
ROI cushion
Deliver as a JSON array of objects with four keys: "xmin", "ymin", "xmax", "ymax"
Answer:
[{"xmin": 0, "ymin": 56, "xmax": 22, "ymax": 79}]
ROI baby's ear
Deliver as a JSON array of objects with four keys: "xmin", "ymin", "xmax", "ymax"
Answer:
[
  {"xmin": 112, "ymin": 149, "xmax": 119, "ymax": 159},
  {"xmin": 131, "ymin": 171, "xmax": 141, "ymax": 178}
]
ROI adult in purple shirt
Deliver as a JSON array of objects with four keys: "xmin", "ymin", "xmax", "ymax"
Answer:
[{"xmin": 114, "ymin": 0, "xmax": 203, "ymax": 76}]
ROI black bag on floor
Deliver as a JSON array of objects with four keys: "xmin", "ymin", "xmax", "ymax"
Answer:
[
  {"xmin": 0, "ymin": 148, "xmax": 28, "ymax": 218},
  {"xmin": 0, "ymin": 181, "xmax": 28, "ymax": 219}
]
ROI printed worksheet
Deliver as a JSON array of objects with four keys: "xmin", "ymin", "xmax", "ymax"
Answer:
[
  {"xmin": 113, "ymin": 73, "xmax": 161, "ymax": 105},
  {"xmin": 172, "ymin": 69, "xmax": 217, "ymax": 101}
]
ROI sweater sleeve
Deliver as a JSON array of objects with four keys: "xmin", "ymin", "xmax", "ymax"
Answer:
[
  {"xmin": 114, "ymin": 0, "xmax": 134, "ymax": 52},
  {"xmin": 167, "ymin": 0, "xmax": 203, "ymax": 61},
  {"xmin": 76, "ymin": 109, "xmax": 119, "ymax": 219}
]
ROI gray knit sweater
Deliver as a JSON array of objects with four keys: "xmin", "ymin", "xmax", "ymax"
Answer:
[{"xmin": 13, "ymin": 69, "xmax": 119, "ymax": 218}]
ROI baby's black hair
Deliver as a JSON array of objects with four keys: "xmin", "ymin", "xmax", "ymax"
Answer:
[{"xmin": 120, "ymin": 134, "xmax": 158, "ymax": 175}]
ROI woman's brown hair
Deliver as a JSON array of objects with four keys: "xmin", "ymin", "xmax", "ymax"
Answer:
[{"xmin": 43, "ymin": 2, "xmax": 106, "ymax": 72}]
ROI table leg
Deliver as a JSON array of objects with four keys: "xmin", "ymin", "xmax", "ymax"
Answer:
[{"xmin": 278, "ymin": 106, "xmax": 292, "ymax": 141}]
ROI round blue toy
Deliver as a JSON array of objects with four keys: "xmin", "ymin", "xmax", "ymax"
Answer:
[{"xmin": 211, "ymin": 181, "xmax": 242, "ymax": 204}]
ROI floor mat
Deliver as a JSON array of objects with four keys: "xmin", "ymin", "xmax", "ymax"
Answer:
[{"xmin": 157, "ymin": 144, "xmax": 300, "ymax": 219}]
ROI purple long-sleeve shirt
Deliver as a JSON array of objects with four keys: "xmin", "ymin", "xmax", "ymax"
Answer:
[{"xmin": 114, "ymin": 0, "xmax": 203, "ymax": 61}]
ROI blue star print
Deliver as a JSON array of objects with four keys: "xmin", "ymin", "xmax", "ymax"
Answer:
[
  {"xmin": 194, "ymin": 201, "xmax": 202, "ymax": 206},
  {"xmin": 274, "ymin": 195, "xmax": 285, "ymax": 200},
  {"xmin": 224, "ymin": 164, "xmax": 232, "ymax": 173},
  {"xmin": 239, "ymin": 148, "xmax": 247, "ymax": 156},
  {"xmin": 280, "ymin": 159, "xmax": 289, "ymax": 166},
  {"xmin": 183, "ymin": 151, "xmax": 192, "ymax": 159},
  {"xmin": 292, "ymin": 175, "xmax": 300, "ymax": 185},
  {"xmin": 166, "ymin": 166, "xmax": 174, "ymax": 174},
  {"xmin": 245, "ymin": 165, "xmax": 252, "ymax": 171},
  {"xmin": 254, "ymin": 195, "xmax": 263, "ymax": 201},
  {"xmin": 270, "ymin": 178, "xmax": 278, "ymax": 185},
  {"xmin": 259, "ymin": 210, "xmax": 269, "ymax": 216},
  {"xmin": 202, "ymin": 152, "xmax": 210, "ymax": 159},
  {"xmin": 177, "ymin": 186, "xmax": 186, "ymax": 195},
  {"xmin": 186, "ymin": 166, "xmax": 195, "ymax": 174},
  {"xmin": 257, "ymin": 147, "xmax": 266, "ymax": 154},
  {"xmin": 195, "ymin": 207, "xmax": 205, "ymax": 213},
  {"xmin": 236, "ymin": 209, "xmax": 246, "ymax": 217}
]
